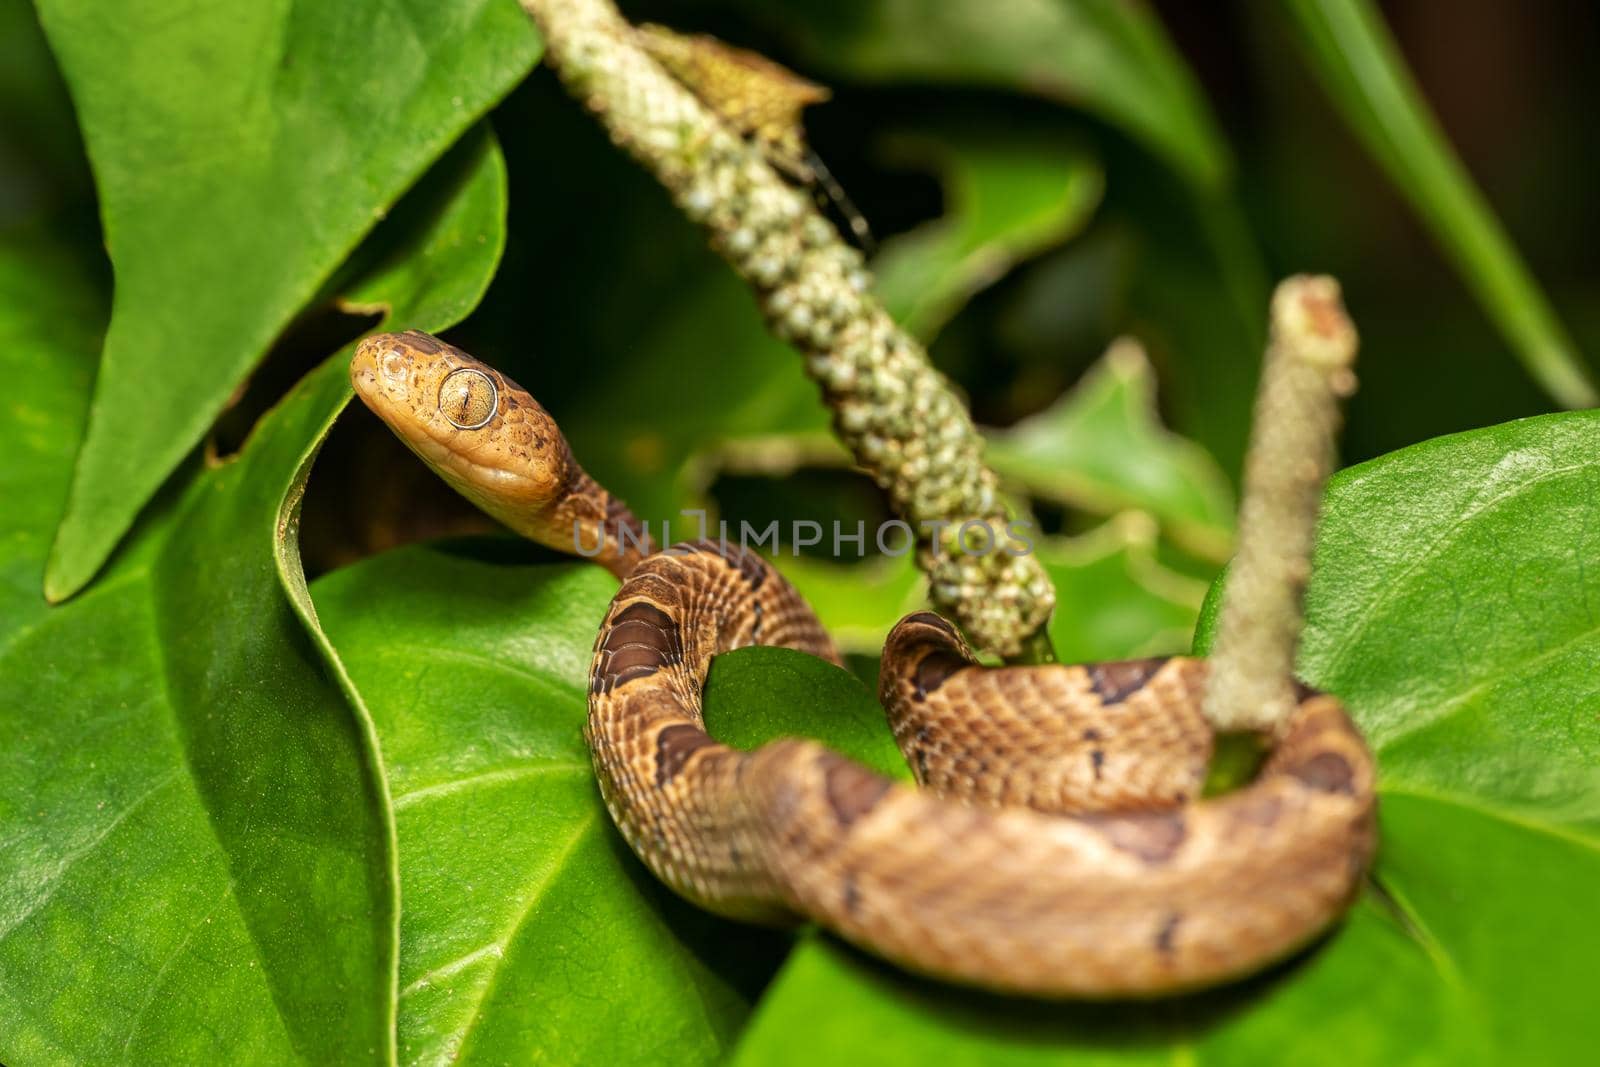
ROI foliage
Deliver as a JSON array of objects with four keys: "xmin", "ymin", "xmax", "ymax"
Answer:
[{"xmin": 2, "ymin": 0, "xmax": 1597, "ymax": 1062}]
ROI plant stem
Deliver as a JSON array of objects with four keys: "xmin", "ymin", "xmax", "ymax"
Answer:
[
  {"xmin": 518, "ymin": 0, "xmax": 1055, "ymax": 660},
  {"xmin": 1203, "ymin": 276, "xmax": 1358, "ymax": 733}
]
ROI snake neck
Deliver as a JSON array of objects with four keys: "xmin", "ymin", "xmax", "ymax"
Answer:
[{"xmin": 557, "ymin": 468, "xmax": 654, "ymax": 580}]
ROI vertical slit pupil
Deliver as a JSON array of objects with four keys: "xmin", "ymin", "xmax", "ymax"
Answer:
[{"xmin": 440, "ymin": 369, "xmax": 496, "ymax": 428}]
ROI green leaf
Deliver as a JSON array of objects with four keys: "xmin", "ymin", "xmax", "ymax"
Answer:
[
  {"xmin": 732, "ymin": 0, "xmax": 1229, "ymax": 189},
  {"xmin": 872, "ymin": 128, "xmax": 1103, "ymax": 340},
  {"xmin": 313, "ymin": 548, "xmax": 898, "ymax": 1063},
  {"xmin": 39, "ymin": 0, "xmax": 542, "ymax": 599},
  {"xmin": 304, "ymin": 522, "xmax": 909, "ymax": 1064},
  {"xmin": 1279, "ymin": 0, "xmax": 1597, "ymax": 409},
  {"xmin": 0, "ymin": 127, "xmax": 510, "ymax": 1064},
  {"xmin": 704, "ymin": 646, "xmax": 910, "ymax": 780},
  {"xmin": 1036, "ymin": 514, "xmax": 1206, "ymax": 663},
  {"xmin": 1194, "ymin": 410, "xmax": 1600, "ymax": 1061},
  {"xmin": 0, "ymin": 235, "xmax": 100, "ymax": 634},
  {"xmin": 985, "ymin": 340, "xmax": 1236, "ymax": 562}
]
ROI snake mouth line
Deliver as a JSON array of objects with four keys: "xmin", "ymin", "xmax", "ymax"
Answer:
[{"xmin": 398, "ymin": 428, "xmax": 540, "ymax": 498}]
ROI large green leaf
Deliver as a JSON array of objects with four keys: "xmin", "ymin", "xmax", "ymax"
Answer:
[
  {"xmin": 38, "ymin": 0, "xmax": 542, "ymax": 599},
  {"xmin": 985, "ymin": 341, "xmax": 1235, "ymax": 563},
  {"xmin": 1279, "ymin": 0, "xmax": 1596, "ymax": 410},
  {"xmin": 0, "ymin": 236, "xmax": 99, "ymax": 633},
  {"xmin": 312, "ymin": 546, "xmax": 791, "ymax": 1065},
  {"xmin": 0, "ymin": 128, "xmax": 509, "ymax": 1064},
  {"xmin": 1299, "ymin": 414, "xmax": 1600, "ymax": 1056},
  {"xmin": 723, "ymin": 0, "xmax": 1229, "ymax": 189}
]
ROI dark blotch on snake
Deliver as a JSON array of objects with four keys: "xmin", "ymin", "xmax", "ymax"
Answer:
[
  {"xmin": 1231, "ymin": 793, "xmax": 1283, "ymax": 828},
  {"xmin": 1290, "ymin": 752, "xmax": 1356, "ymax": 795},
  {"xmin": 1090, "ymin": 749, "xmax": 1105, "ymax": 780},
  {"xmin": 592, "ymin": 601, "xmax": 680, "ymax": 694},
  {"xmin": 654, "ymin": 723, "xmax": 714, "ymax": 787},
  {"xmin": 822, "ymin": 756, "xmax": 892, "ymax": 827},
  {"xmin": 1083, "ymin": 809, "xmax": 1187, "ymax": 863},
  {"xmin": 1086, "ymin": 658, "xmax": 1169, "ymax": 705}
]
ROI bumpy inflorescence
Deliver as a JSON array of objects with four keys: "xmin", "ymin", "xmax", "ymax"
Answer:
[{"xmin": 519, "ymin": 0, "xmax": 1054, "ymax": 657}]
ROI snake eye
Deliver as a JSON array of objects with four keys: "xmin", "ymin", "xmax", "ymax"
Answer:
[{"xmin": 438, "ymin": 368, "xmax": 498, "ymax": 429}]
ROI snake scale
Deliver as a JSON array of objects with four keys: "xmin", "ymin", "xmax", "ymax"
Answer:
[{"xmin": 351, "ymin": 329, "xmax": 1377, "ymax": 998}]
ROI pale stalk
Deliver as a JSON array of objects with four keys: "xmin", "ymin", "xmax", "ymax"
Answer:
[{"xmin": 1204, "ymin": 275, "xmax": 1359, "ymax": 732}]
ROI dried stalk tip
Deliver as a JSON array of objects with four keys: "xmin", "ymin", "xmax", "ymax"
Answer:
[
  {"xmin": 519, "ymin": 0, "xmax": 1054, "ymax": 658},
  {"xmin": 1203, "ymin": 275, "xmax": 1359, "ymax": 734}
]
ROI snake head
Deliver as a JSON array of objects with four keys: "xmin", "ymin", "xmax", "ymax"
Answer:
[{"xmin": 349, "ymin": 330, "xmax": 570, "ymax": 514}]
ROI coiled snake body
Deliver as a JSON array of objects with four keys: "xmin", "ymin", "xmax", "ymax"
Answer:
[{"xmin": 352, "ymin": 330, "xmax": 1376, "ymax": 998}]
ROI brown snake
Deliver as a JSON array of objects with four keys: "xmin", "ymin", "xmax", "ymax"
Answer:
[{"xmin": 351, "ymin": 330, "xmax": 1377, "ymax": 998}]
